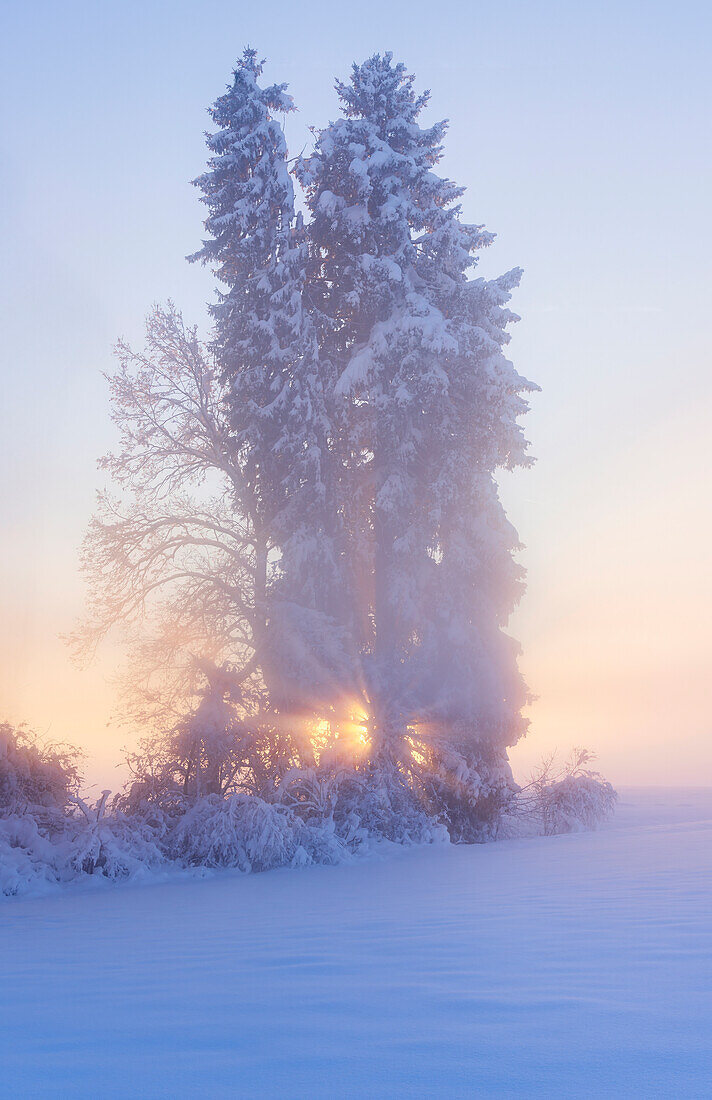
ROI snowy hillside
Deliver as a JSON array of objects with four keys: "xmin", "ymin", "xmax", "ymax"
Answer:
[{"xmin": 1, "ymin": 787, "xmax": 710, "ymax": 1098}]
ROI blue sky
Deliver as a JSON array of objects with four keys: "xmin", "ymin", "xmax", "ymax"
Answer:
[{"xmin": 1, "ymin": 0, "xmax": 710, "ymax": 786}]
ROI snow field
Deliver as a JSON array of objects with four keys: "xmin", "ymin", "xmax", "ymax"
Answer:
[{"xmin": 1, "ymin": 787, "xmax": 710, "ymax": 1098}]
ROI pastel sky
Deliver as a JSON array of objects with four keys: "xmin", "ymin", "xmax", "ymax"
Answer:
[{"xmin": 1, "ymin": 0, "xmax": 710, "ymax": 791}]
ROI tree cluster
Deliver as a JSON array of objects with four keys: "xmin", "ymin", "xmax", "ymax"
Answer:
[{"xmin": 62, "ymin": 49, "xmax": 612, "ymax": 868}]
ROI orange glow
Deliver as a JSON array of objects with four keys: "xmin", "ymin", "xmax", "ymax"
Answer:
[
  {"xmin": 301, "ymin": 702, "xmax": 371, "ymax": 763},
  {"xmin": 336, "ymin": 704, "xmax": 371, "ymax": 756}
]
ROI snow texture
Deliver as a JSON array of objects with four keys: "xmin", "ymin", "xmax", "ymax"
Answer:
[{"xmin": 1, "ymin": 788, "xmax": 710, "ymax": 1098}]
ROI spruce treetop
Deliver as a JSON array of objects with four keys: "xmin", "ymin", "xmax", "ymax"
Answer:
[
  {"xmin": 336, "ymin": 52, "xmax": 431, "ymax": 130},
  {"xmin": 189, "ymin": 47, "xmax": 294, "ymax": 286}
]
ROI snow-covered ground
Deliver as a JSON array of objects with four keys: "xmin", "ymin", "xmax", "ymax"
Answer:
[{"xmin": 1, "ymin": 788, "xmax": 710, "ymax": 1098}]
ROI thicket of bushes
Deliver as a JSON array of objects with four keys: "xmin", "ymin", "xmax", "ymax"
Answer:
[{"xmin": 0, "ymin": 721, "xmax": 616, "ymax": 898}]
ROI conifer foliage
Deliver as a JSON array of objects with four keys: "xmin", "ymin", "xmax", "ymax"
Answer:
[
  {"xmin": 190, "ymin": 49, "xmax": 348, "ymax": 715},
  {"xmin": 296, "ymin": 56, "xmax": 538, "ymax": 833},
  {"xmin": 61, "ymin": 47, "xmax": 607, "ymax": 884}
]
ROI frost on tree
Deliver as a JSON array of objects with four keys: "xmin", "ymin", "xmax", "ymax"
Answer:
[
  {"xmin": 190, "ymin": 48, "xmax": 351, "ymax": 719},
  {"xmin": 296, "ymin": 54, "xmax": 538, "ymax": 835},
  {"xmin": 76, "ymin": 49, "xmax": 543, "ymax": 851}
]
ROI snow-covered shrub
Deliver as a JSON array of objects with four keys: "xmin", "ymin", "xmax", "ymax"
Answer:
[
  {"xmin": 168, "ymin": 793, "xmax": 349, "ymax": 871},
  {"xmin": 0, "ymin": 723, "xmax": 166, "ymax": 896},
  {"xmin": 514, "ymin": 749, "xmax": 617, "ymax": 836},
  {"xmin": 115, "ymin": 671, "xmax": 311, "ymax": 829},
  {"xmin": 0, "ymin": 723, "xmax": 81, "ymax": 896},
  {"xmin": 67, "ymin": 792, "xmax": 164, "ymax": 880},
  {"xmin": 0, "ymin": 721, "xmax": 80, "ymax": 819},
  {"xmin": 332, "ymin": 760, "xmax": 448, "ymax": 848},
  {"xmin": 410, "ymin": 741, "xmax": 515, "ymax": 843},
  {"xmin": 276, "ymin": 751, "xmax": 447, "ymax": 848},
  {"xmin": 536, "ymin": 773, "xmax": 617, "ymax": 835},
  {"xmin": 116, "ymin": 675, "xmax": 252, "ymax": 816},
  {"xmin": 278, "ymin": 765, "xmax": 344, "ymax": 823},
  {"xmin": 0, "ymin": 815, "xmax": 68, "ymax": 897}
]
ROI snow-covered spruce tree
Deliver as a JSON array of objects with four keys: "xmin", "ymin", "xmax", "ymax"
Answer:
[
  {"xmin": 297, "ymin": 53, "xmax": 538, "ymax": 837},
  {"xmin": 190, "ymin": 49, "xmax": 352, "ymax": 728}
]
